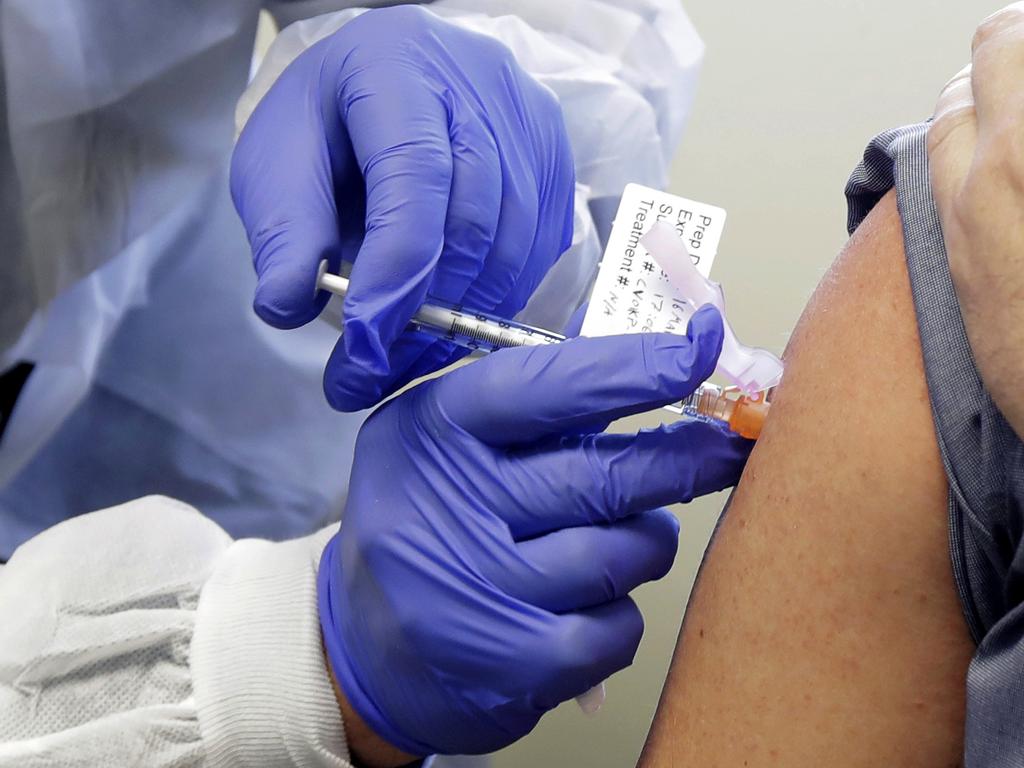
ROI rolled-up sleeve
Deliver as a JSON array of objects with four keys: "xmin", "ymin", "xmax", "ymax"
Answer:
[{"xmin": 0, "ymin": 496, "xmax": 351, "ymax": 767}]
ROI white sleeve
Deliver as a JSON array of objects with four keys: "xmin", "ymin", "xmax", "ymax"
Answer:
[
  {"xmin": 0, "ymin": 497, "xmax": 351, "ymax": 768},
  {"xmin": 235, "ymin": 1, "xmax": 703, "ymax": 334}
]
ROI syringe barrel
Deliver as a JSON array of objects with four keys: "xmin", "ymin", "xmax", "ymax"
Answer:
[
  {"xmin": 315, "ymin": 262, "xmax": 565, "ymax": 352},
  {"xmin": 411, "ymin": 302, "xmax": 565, "ymax": 351}
]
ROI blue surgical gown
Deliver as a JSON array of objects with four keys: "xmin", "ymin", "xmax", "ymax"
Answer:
[{"xmin": 0, "ymin": 0, "xmax": 703, "ymax": 561}]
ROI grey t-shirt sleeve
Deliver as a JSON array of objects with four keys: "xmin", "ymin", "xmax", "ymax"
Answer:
[{"xmin": 846, "ymin": 122, "xmax": 1024, "ymax": 766}]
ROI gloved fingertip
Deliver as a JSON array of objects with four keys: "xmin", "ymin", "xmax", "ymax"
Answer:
[
  {"xmin": 250, "ymin": 243, "xmax": 333, "ymax": 329},
  {"xmin": 686, "ymin": 304, "xmax": 726, "ymax": 375},
  {"xmin": 252, "ymin": 285, "xmax": 327, "ymax": 330},
  {"xmin": 323, "ymin": 367, "xmax": 383, "ymax": 413},
  {"xmin": 650, "ymin": 506, "xmax": 682, "ymax": 542},
  {"xmin": 687, "ymin": 303, "xmax": 724, "ymax": 343},
  {"xmin": 645, "ymin": 510, "xmax": 680, "ymax": 581},
  {"xmin": 564, "ymin": 599, "xmax": 644, "ymax": 676},
  {"xmin": 322, "ymin": 324, "xmax": 396, "ymax": 412},
  {"xmin": 686, "ymin": 420, "xmax": 756, "ymax": 492}
]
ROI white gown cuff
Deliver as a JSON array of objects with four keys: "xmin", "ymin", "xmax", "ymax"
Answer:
[{"xmin": 190, "ymin": 526, "xmax": 351, "ymax": 768}]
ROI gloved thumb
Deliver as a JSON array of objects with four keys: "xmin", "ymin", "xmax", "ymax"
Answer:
[
  {"xmin": 437, "ymin": 304, "xmax": 726, "ymax": 446},
  {"xmin": 230, "ymin": 39, "xmax": 349, "ymax": 329}
]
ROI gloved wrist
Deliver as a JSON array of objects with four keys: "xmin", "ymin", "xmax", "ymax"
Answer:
[
  {"xmin": 319, "ymin": 535, "xmax": 429, "ymax": 758},
  {"xmin": 323, "ymin": 629, "xmax": 419, "ymax": 767}
]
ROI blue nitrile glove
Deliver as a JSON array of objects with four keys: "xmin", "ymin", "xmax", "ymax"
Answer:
[
  {"xmin": 318, "ymin": 306, "xmax": 753, "ymax": 756},
  {"xmin": 230, "ymin": 5, "xmax": 575, "ymax": 412}
]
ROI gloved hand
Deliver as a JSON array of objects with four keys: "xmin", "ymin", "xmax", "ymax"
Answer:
[
  {"xmin": 230, "ymin": 5, "xmax": 575, "ymax": 412},
  {"xmin": 319, "ymin": 306, "xmax": 753, "ymax": 756}
]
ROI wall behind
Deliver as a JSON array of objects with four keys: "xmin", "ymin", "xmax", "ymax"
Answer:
[{"xmin": 495, "ymin": 1, "xmax": 996, "ymax": 766}]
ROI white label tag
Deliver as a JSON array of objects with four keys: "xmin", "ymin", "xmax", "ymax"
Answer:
[{"xmin": 581, "ymin": 183, "xmax": 727, "ymax": 338}]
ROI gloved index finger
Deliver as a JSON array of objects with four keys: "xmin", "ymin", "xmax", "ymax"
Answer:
[
  {"xmin": 435, "ymin": 304, "xmax": 724, "ymax": 446},
  {"xmin": 230, "ymin": 37, "xmax": 347, "ymax": 330},
  {"xmin": 331, "ymin": 59, "xmax": 454, "ymax": 396}
]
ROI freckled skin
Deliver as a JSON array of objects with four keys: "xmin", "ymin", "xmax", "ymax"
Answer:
[{"xmin": 639, "ymin": 194, "xmax": 974, "ymax": 767}]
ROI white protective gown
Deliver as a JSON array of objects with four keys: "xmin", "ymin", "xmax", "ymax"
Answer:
[{"xmin": 0, "ymin": 0, "xmax": 704, "ymax": 762}]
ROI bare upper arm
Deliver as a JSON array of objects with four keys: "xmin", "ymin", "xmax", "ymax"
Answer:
[{"xmin": 639, "ymin": 192, "xmax": 974, "ymax": 767}]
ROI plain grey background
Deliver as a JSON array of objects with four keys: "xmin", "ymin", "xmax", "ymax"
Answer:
[{"xmin": 494, "ymin": 1, "xmax": 997, "ymax": 765}]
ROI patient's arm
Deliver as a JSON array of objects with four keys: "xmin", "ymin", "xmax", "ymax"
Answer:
[{"xmin": 640, "ymin": 192, "xmax": 975, "ymax": 767}]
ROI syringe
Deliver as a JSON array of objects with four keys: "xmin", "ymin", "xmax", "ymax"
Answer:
[
  {"xmin": 317, "ymin": 261, "xmax": 565, "ymax": 351},
  {"xmin": 316, "ymin": 261, "xmax": 772, "ymax": 439}
]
